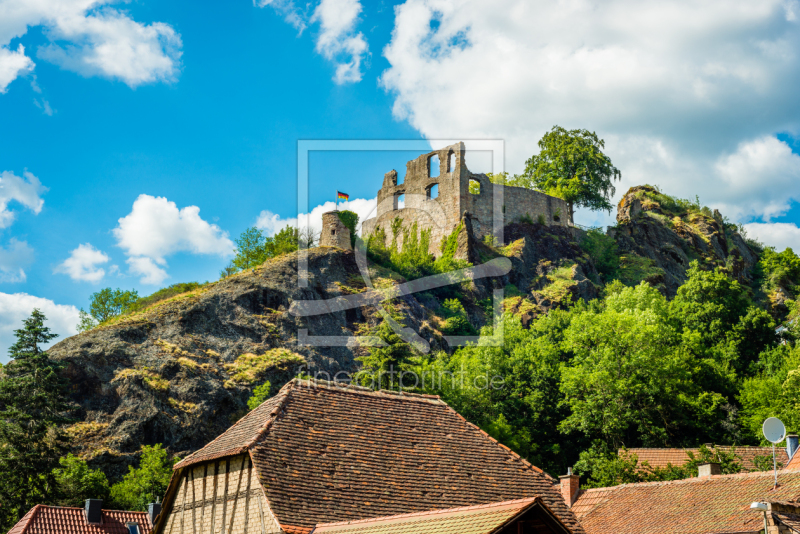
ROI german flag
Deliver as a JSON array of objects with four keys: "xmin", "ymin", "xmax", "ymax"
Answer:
[{"xmin": 337, "ymin": 191, "xmax": 349, "ymax": 201}]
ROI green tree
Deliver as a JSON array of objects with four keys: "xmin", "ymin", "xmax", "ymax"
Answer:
[
  {"xmin": 739, "ymin": 343, "xmax": 800, "ymax": 440},
  {"xmin": 579, "ymin": 229, "xmax": 620, "ymax": 283},
  {"xmin": 356, "ymin": 316, "xmax": 419, "ymax": 391},
  {"xmin": 232, "ymin": 226, "xmax": 268, "ymax": 271},
  {"xmin": 89, "ymin": 288, "xmax": 140, "ymax": 322},
  {"xmin": 411, "ymin": 311, "xmax": 575, "ymax": 475},
  {"xmin": 559, "ymin": 282, "xmax": 727, "ymax": 449},
  {"xmin": 52, "ymin": 454, "xmax": 110, "ymax": 507},
  {"xmin": 522, "ymin": 126, "xmax": 621, "ymax": 222},
  {"xmin": 671, "ymin": 262, "xmax": 776, "ymax": 375},
  {"xmin": 76, "ymin": 308, "xmax": 98, "ymax": 333},
  {"xmin": 247, "ymin": 381, "xmax": 272, "ymax": 411},
  {"xmin": 267, "ymin": 225, "xmax": 300, "ymax": 257},
  {"xmin": 0, "ymin": 310, "xmax": 72, "ymax": 529},
  {"xmin": 109, "ymin": 444, "xmax": 177, "ymax": 511}
]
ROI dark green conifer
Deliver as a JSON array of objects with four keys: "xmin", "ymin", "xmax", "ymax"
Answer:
[{"xmin": 0, "ymin": 309, "xmax": 71, "ymax": 530}]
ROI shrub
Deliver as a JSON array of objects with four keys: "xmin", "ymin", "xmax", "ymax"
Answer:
[
  {"xmin": 109, "ymin": 445, "xmax": 177, "ymax": 511},
  {"xmin": 580, "ymin": 229, "xmax": 620, "ymax": 283},
  {"xmin": 337, "ymin": 210, "xmax": 359, "ymax": 247},
  {"xmin": 52, "ymin": 454, "xmax": 110, "ymax": 507},
  {"xmin": 224, "ymin": 349, "xmax": 305, "ymax": 386},
  {"xmin": 247, "ymin": 381, "xmax": 272, "ymax": 410},
  {"xmin": 440, "ymin": 299, "xmax": 476, "ymax": 336}
]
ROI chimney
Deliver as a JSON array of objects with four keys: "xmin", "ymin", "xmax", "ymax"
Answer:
[
  {"xmin": 787, "ymin": 434, "xmax": 798, "ymax": 459},
  {"xmin": 698, "ymin": 462, "xmax": 721, "ymax": 477},
  {"xmin": 84, "ymin": 499, "xmax": 103, "ymax": 525},
  {"xmin": 148, "ymin": 503, "xmax": 162, "ymax": 524},
  {"xmin": 560, "ymin": 468, "xmax": 580, "ymax": 507}
]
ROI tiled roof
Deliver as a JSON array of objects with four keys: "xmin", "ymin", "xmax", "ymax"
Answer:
[
  {"xmin": 787, "ymin": 452, "xmax": 800, "ymax": 470},
  {"xmin": 311, "ymin": 497, "xmax": 543, "ymax": 534},
  {"xmin": 175, "ymin": 379, "xmax": 583, "ymax": 533},
  {"xmin": 572, "ymin": 469, "xmax": 800, "ymax": 534},
  {"xmin": 7, "ymin": 505, "xmax": 151, "ymax": 534},
  {"xmin": 173, "ymin": 391, "xmax": 287, "ymax": 469},
  {"xmin": 623, "ymin": 446, "xmax": 789, "ymax": 471}
]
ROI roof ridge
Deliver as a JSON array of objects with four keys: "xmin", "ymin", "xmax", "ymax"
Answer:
[
  {"xmin": 314, "ymin": 497, "xmax": 541, "ymax": 527},
  {"xmin": 438, "ymin": 401, "xmax": 553, "ymax": 480},
  {"xmin": 292, "ymin": 378, "xmax": 444, "ymax": 403},
  {"xmin": 19, "ymin": 504, "xmax": 43, "ymax": 534},
  {"xmin": 579, "ymin": 467, "xmax": 800, "ymax": 493},
  {"xmin": 174, "ymin": 383, "xmax": 293, "ymax": 469},
  {"xmin": 244, "ymin": 379, "xmax": 295, "ymax": 448}
]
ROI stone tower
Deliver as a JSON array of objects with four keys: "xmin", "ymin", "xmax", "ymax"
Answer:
[{"xmin": 320, "ymin": 211, "xmax": 352, "ymax": 250}]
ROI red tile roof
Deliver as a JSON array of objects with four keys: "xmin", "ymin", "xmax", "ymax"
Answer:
[
  {"xmin": 787, "ymin": 452, "xmax": 800, "ymax": 470},
  {"xmin": 171, "ymin": 379, "xmax": 583, "ymax": 533},
  {"xmin": 572, "ymin": 469, "xmax": 800, "ymax": 534},
  {"xmin": 624, "ymin": 447, "xmax": 789, "ymax": 471},
  {"xmin": 311, "ymin": 497, "xmax": 548, "ymax": 534},
  {"xmin": 7, "ymin": 505, "xmax": 151, "ymax": 534}
]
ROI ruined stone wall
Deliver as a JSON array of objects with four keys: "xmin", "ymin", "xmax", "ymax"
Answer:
[
  {"xmin": 319, "ymin": 211, "xmax": 352, "ymax": 250},
  {"xmin": 465, "ymin": 173, "xmax": 571, "ymax": 241},
  {"xmin": 160, "ymin": 455, "xmax": 281, "ymax": 534},
  {"xmin": 361, "ymin": 142, "xmax": 571, "ymax": 256}
]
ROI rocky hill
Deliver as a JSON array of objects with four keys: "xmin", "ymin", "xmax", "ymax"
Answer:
[
  {"xmin": 612, "ymin": 185, "xmax": 760, "ymax": 296},
  {"xmin": 48, "ymin": 185, "xmax": 767, "ymax": 479}
]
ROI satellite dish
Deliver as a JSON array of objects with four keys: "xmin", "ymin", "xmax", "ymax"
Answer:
[{"xmin": 763, "ymin": 417, "xmax": 787, "ymax": 444}]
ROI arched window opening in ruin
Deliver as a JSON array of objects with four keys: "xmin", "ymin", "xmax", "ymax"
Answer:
[
  {"xmin": 469, "ymin": 179, "xmax": 481, "ymax": 195},
  {"xmin": 427, "ymin": 184, "xmax": 439, "ymax": 199},
  {"xmin": 331, "ymin": 229, "xmax": 336, "ymax": 235},
  {"xmin": 448, "ymin": 152, "xmax": 455, "ymax": 173},
  {"xmin": 429, "ymin": 155, "xmax": 440, "ymax": 178},
  {"xmin": 397, "ymin": 193, "xmax": 405, "ymax": 208}
]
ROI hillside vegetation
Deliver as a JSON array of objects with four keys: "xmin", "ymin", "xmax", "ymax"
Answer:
[{"xmin": 26, "ymin": 184, "xmax": 796, "ymax": 496}]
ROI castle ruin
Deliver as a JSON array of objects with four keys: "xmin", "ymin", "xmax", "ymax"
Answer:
[
  {"xmin": 320, "ymin": 211, "xmax": 352, "ymax": 249},
  {"xmin": 361, "ymin": 142, "xmax": 571, "ymax": 255}
]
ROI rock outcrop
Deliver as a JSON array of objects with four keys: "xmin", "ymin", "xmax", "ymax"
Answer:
[
  {"xmin": 611, "ymin": 185, "xmax": 760, "ymax": 296},
  {"xmin": 50, "ymin": 248, "xmax": 429, "ymax": 479}
]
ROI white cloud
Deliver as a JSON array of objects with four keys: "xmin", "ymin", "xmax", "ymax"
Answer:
[
  {"xmin": 254, "ymin": 0, "xmax": 307, "ymax": 32},
  {"xmin": 0, "ymin": 170, "xmax": 47, "ymax": 228},
  {"xmin": 0, "ymin": 44, "xmax": 34, "ymax": 93},
  {"xmin": 311, "ymin": 0, "xmax": 369, "ymax": 83},
  {"xmin": 113, "ymin": 194, "xmax": 234, "ymax": 284},
  {"xmin": 126, "ymin": 256, "xmax": 167, "ymax": 285},
  {"xmin": 713, "ymin": 136, "xmax": 800, "ymax": 221},
  {"xmin": 256, "ymin": 196, "xmax": 378, "ymax": 237},
  {"xmin": 0, "ymin": 0, "xmax": 181, "ymax": 92},
  {"xmin": 0, "ymin": 238, "xmax": 34, "ymax": 283},
  {"xmin": 0, "ymin": 293, "xmax": 79, "ymax": 363},
  {"xmin": 743, "ymin": 222, "xmax": 800, "ymax": 252},
  {"xmin": 255, "ymin": 0, "xmax": 368, "ymax": 84},
  {"xmin": 54, "ymin": 243, "xmax": 109, "ymax": 283},
  {"xmin": 380, "ymin": 0, "xmax": 800, "ymax": 225}
]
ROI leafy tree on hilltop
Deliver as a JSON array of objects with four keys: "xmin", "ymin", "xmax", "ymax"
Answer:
[
  {"xmin": 109, "ymin": 444, "xmax": 177, "ymax": 511},
  {"xmin": 223, "ymin": 225, "xmax": 310, "ymax": 278},
  {"xmin": 89, "ymin": 288, "xmax": 140, "ymax": 323},
  {"xmin": 521, "ymin": 126, "xmax": 621, "ymax": 222},
  {"xmin": 0, "ymin": 310, "xmax": 72, "ymax": 529},
  {"xmin": 232, "ymin": 226, "xmax": 268, "ymax": 271}
]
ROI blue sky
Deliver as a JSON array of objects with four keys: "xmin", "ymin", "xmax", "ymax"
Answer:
[{"xmin": 1, "ymin": 0, "xmax": 800, "ymax": 358}]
